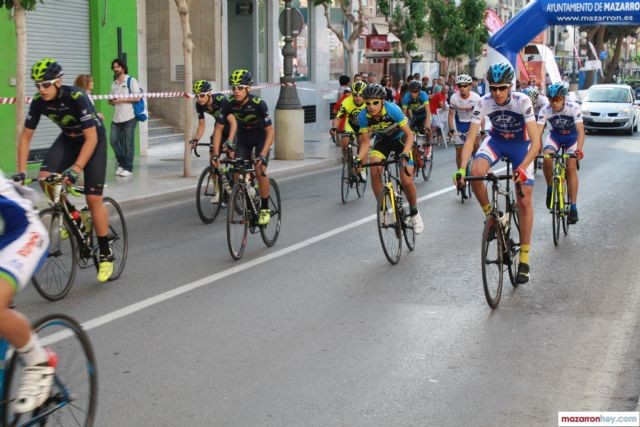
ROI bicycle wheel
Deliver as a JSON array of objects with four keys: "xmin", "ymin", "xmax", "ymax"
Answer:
[
  {"xmin": 421, "ymin": 143, "xmax": 433, "ymax": 182},
  {"xmin": 481, "ymin": 215, "xmax": 503, "ymax": 309},
  {"xmin": 32, "ymin": 208, "xmax": 77, "ymax": 301},
  {"xmin": 196, "ymin": 166, "xmax": 223, "ymax": 224},
  {"xmin": 2, "ymin": 314, "xmax": 98, "ymax": 426},
  {"xmin": 561, "ymin": 178, "xmax": 569, "ymax": 236},
  {"xmin": 506, "ymin": 201, "xmax": 521, "ymax": 288},
  {"xmin": 355, "ymin": 165, "xmax": 367, "ymax": 198},
  {"xmin": 552, "ymin": 179, "xmax": 561, "ymax": 247},
  {"xmin": 227, "ymin": 185, "xmax": 249, "ymax": 260},
  {"xmin": 377, "ymin": 188, "xmax": 402, "ymax": 264},
  {"xmin": 91, "ymin": 197, "xmax": 128, "ymax": 281},
  {"xmin": 260, "ymin": 178, "xmax": 282, "ymax": 247},
  {"xmin": 340, "ymin": 159, "xmax": 351, "ymax": 203},
  {"xmin": 402, "ymin": 209, "xmax": 416, "ymax": 252}
]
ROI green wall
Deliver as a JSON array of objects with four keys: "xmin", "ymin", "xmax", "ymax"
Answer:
[{"xmin": 0, "ymin": 1, "xmax": 138, "ymax": 173}]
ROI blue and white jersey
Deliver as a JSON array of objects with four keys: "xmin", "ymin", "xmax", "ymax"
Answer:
[
  {"xmin": 0, "ymin": 172, "xmax": 39, "ymax": 239},
  {"xmin": 537, "ymin": 101, "xmax": 582, "ymax": 143},
  {"xmin": 449, "ymin": 91, "xmax": 481, "ymax": 134},
  {"xmin": 534, "ymin": 95, "xmax": 549, "ymax": 116},
  {"xmin": 359, "ymin": 101, "xmax": 408, "ymax": 141},
  {"xmin": 471, "ymin": 92, "xmax": 535, "ymax": 142}
]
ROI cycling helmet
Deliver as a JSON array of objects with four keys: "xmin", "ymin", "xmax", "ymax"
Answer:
[
  {"xmin": 351, "ymin": 81, "xmax": 368, "ymax": 96},
  {"xmin": 229, "ymin": 69, "xmax": 253, "ymax": 86},
  {"xmin": 456, "ymin": 74, "xmax": 473, "ymax": 85},
  {"xmin": 408, "ymin": 81, "xmax": 422, "ymax": 92},
  {"xmin": 547, "ymin": 82, "xmax": 568, "ymax": 98},
  {"xmin": 193, "ymin": 80, "xmax": 212, "ymax": 94},
  {"xmin": 521, "ymin": 87, "xmax": 539, "ymax": 105},
  {"xmin": 486, "ymin": 63, "xmax": 514, "ymax": 85},
  {"xmin": 31, "ymin": 58, "xmax": 64, "ymax": 82},
  {"xmin": 362, "ymin": 84, "xmax": 387, "ymax": 100}
]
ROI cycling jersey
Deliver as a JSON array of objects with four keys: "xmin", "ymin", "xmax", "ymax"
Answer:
[
  {"xmin": 335, "ymin": 95, "xmax": 366, "ymax": 134},
  {"xmin": 534, "ymin": 95, "xmax": 550, "ymax": 116},
  {"xmin": 25, "ymin": 85, "xmax": 104, "ymax": 139},
  {"xmin": 401, "ymin": 91, "xmax": 429, "ymax": 117},
  {"xmin": 471, "ymin": 92, "xmax": 535, "ymax": 142},
  {"xmin": 221, "ymin": 94, "xmax": 272, "ymax": 135},
  {"xmin": 449, "ymin": 91, "xmax": 482, "ymax": 134},
  {"xmin": 196, "ymin": 93, "xmax": 229, "ymax": 124},
  {"xmin": 538, "ymin": 101, "xmax": 582, "ymax": 153},
  {"xmin": 0, "ymin": 172, "xmax": 48, "ymax": 291},
  {"xmin": 358, "ymin": 101, "xmax": 408, "ymax": 141}
]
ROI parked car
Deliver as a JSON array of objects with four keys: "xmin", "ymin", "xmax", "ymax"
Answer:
[{"xmin": 580, "ymin": 84, "xmax": 640, "ymax": 135}]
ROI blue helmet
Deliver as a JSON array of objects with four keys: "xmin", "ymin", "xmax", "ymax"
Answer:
[
  {"xmin": 547, "ymin": 82, "xmax": 568, "ymax": 98},
  {"xmin": 486, "ymin": 63, "xmax": 514, "ymax": 85},
  {"xmin": 521, "ymin": 87, "xmax": 539, "ymax": 105}
]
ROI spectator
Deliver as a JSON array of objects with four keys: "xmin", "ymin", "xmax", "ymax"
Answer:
[
  {"xmin": 421, "ymin": 76, "xmax": 432, "ymax": 95},
  {"xmin": 406, "ymin": 74, "xmax": 414, "ymax": 82},
  {"xmin": 367, "ymin": 72, "xmax": 377, "ymax": 84},
  {"xmin": 397, "ymin": 81, "xmax": 409, "ymax": 105},
  {"xmin": 471, "ymin": 77, "xmax": 480, "ymax": 94},
  {"xmin": 444, "ymin": 84, "xmax": 454, "ymax": 104},
  {"xmin": 109, "ymin": 58, "xmax": 140, "ymax": 177},
  {"xmin": 74, "ymin": 74, "xmax": 104, "ymax": 121},
  {"xmin": 337, "ymin": 75, "xmax": 351, "ymax": 101},
  {"xmin": 413, "ymin": 72, "xmax": 421, "ymax": 81},
  {"xmin": 395, "ymin": 79, "xmax": 405, "ymax": 104},
  {"xmin": 429, "ymin": 85, "xmax": 447, "ymax": 145},
  {"xmin": 380, "ymin": 76, "xmax": 395, "ymax": 102},
  {"xmin": 477, "ymin": 77, "xmax": 486, "ymax": 95},
  {"xmin": 353, "ymin": 73, "xmax": 363, "ymax": 82}
]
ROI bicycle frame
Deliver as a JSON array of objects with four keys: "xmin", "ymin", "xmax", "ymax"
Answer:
[{"xmin": 545, "ymin": 151, "xmax": 571, "ymax": 215}]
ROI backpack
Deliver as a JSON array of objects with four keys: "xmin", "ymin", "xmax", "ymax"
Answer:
[{"xmin": 127, "ymin": 76, "xmax": 148, "ymax": 122}]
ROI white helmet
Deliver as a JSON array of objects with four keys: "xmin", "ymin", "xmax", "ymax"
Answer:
[{"xmin": 456, "ymin": 74, "xmax": 473, "ymax": 85}]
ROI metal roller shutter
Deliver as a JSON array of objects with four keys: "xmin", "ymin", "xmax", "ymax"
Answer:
[{"xmin": 25, "ymin": 0, "xmax": 91, "ymax": 156}]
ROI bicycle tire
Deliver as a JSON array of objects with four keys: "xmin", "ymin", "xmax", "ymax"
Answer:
[
  {"xmin": 377, "ymin": 188, "xmax": 402, "ymax": 264},
  {"xmin": 2, "ymin": 313, "xmax": 98, "ymax": 426},
  {"xmin": 260, "ymin": 178, "xmax": 282, "ymax": 247},
  {"xmin": 340, "ymin": 159, "xmax": 351, "ymax": 204},
  {"xmin": 196, "ymin": 166, "xmax": 223, "ymax": 224},
  {"xmin": 92, "ymin": 197, "xmax": 128, "ymax": 281},
  {"xmin": 32, "ymin": 208, "xmax": 78, "ymax": 301},
  {"xmin": 355, "ymin": 166, "xmax": 367, "ymax": 198},
  {"xmin": 481, "ymin": 215, "xmax": 503, "ymax": 309},
  {"xmin": 402, "ymin": 209, "xmax": 416, "ymax": 251},
  {"xmin": 227, "ymin": 185, "xmax": 249, "ymax": 260},
  {"xmin": 552, "ymin": 178, "xmax": 560, "ymax": 247},
  {"xmin": 506, "ymin": 200, "xmax": 521, "ymax": 288},
  {"xmin": 561, "ymin": 178, "xmax": 569, "ymax": 236},
  {"xmin": 421, "ymin": 144, "xmax": 433, "ymax": 182}
]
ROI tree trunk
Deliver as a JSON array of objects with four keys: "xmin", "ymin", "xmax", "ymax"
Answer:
[
  {"xmin": 605, "ymin": 35, "xmax": 624, "ymax": 83},
  {"xmin": 14, "ymin": 0, "xmax": 26, "ymax": 156},
  {"xmin": 175, "ymin": 0, "xmax": 194, "ymax": 177},
  {"xmin": 403, "ymin": 51, "xmax": 412, "ymax": 75}
]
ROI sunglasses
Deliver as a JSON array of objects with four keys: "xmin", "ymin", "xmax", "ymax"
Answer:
[
  {"xmin": 197, "ymin": 93, "xmax": 209, "ymax": 99},
  {"xmin": 365, "ymin": 100, "xmax": 381, "ymax": 106},
  {"xmin": 489, "ymin": 85, "xmax": 510, "ymax": 92},
  {"xmin": 231, "ymin": 85, "xmax": 249, "ymax": 91},
  {"xmin": 35, "ymin": 79, "xmax": 59, "ymax": 89},
  {"xmin": 457, "ymin": 84, "xmax": 470, "ymax": 88},
  {"xmin": 410, "ymin": 90, "xmax": 420, "ymax": 94}
]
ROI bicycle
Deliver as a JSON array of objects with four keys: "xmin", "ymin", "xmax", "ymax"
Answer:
[
  {"xmin": 450, "ymin": 131, "xmax": 474, "ymax": 203},
  {"xmin": 361, "ymin": 155, "xmax": 416, "ymax": 265},
  {"xmin": 465, "ymin": 158, "xmax": 523, "ymax": 309},
  {"xmin": 28, "ymin": 174, "xmax": 128, "ymax": 301},
  {"xmin": 412, "ymin": 130, "xmax": 434, "ymax": 182},
  {"xmin": 223, "ymin": 158, "xmax": 282, "ymax": 260},
  {"xmin": 0, "ymin": 312, "xmax": 98, "ymax": 425},
  {"xmin": 339, "ymin": 132, "xmax": 366, "ymax": 203},
  {"xmin": 540, "ymin": 150, "xmax": 576, "ymax": 246},
  {"xmin": 192, "ymin": 142, "xmax": 234, "ymax": 224}
]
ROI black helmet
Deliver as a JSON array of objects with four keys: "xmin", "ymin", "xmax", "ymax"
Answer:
[
  {"xmin": 362, "ymin": 84, "xmax": 386, "ymax": 100},
  {"xmin": 486, "ymin": 63, "xmax": 514, "ymax": 85},
  {"xmin": 408, "ymin": 81, "xmax": 422, "ymax": 91}
]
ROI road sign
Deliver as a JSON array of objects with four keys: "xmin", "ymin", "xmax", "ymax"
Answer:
[{"xmin": 279, "ymin": 8, "xmax": 305, "ymax": 37}]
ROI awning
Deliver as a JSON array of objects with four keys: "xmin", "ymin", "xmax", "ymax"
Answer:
[{"xmin": 372, "ymin": 23, "xmax": 400, "ymax": 43}]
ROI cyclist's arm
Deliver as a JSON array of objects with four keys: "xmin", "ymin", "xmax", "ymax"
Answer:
[
  {"xmin": 575, "ymin": 121, "xmax": 585, "ymax": 152},
  {"xmin": 520, "ymin": 120, "xmax": 541, "ymax": 168},
  {"xmin": 400, "ymin": 122, "xmax": 414, "ymax": 155},
  {"xmin": 260, "ymin": 125, "xmax": 275, "ymax": 158},
  {"xmin": 17, "ymin": 128, "xmax": 35, "ymax": 174},
  {"xmin": 459, "ymin": 121, "xmax": 480, "ymax": 172},
  {"xmin": 357, "ymin": 131, "xmax": 371, "ymax": 160},
  {"xmin": 74, "ymin": 126, "xmax": 99, "ymax": 171},
  {"xmin": 425, "ymin": 102, "xmax": 432, "ymax": 131},
  {"xmin": 212, "ymin": 122, "xmax": 224, "ymax": 155},
  {"xmin": 447, "ymin": 106, "xmax": 455, "ymax": 132},
  {"xmin": 194, "ymin": 118, "xmax": 206, "ymax": 141}
]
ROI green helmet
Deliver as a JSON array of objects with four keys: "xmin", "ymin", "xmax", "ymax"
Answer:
[
  {"xmin": 229, "ymin": 69, "xmax": 253, "ymax": 86},
  {"xmin": 351, "ymin": 81, "xmax": 368, "ymax": 96},
  {"xmin": 193, "ymin": 80, "xmax": 212, "ymax": 94},
  {"xmin": 31, "ymin": 58, "xmax": 64, "ymax": 82}
]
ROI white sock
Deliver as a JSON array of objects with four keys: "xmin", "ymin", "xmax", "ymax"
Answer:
[{"xmin": 17, "ymin": 333, "xmax": 48, "ymax": 366}]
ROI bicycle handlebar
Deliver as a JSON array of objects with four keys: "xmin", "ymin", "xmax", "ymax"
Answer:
[
  {"xmin": 220, "ymin": 158, "xmax": 267, "ymax": 177},
  {"xmin": 360, "ymin": 157, "xmax": 413, "ymax": 177},
  {"xmin": 464, "ymin": 173, "xmax": 524, "ymax": 198},
  {"xmin": 24, "ymin": 174, "xmax": 83, "ymax": 197},
  {"xmin": 191, "ymin": 142, "xmax": 211, "ymax": 158}
]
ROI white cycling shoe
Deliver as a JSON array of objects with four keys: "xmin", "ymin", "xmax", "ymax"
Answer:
[
  {"xmin": 13, "ymin": 349, "xmax": 57, "ymax": 414},
  {"xmin": 410, "ymin": 212, "xmax": 424, "ymax": 234}
]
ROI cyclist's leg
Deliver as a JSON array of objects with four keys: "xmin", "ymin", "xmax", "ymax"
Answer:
[
  {"xmin": 472, "ymin": 137, "xmax": 500, "ymax": 212},
  {"xmin": 502, "ymin": 141, "xmax": 535, "ymax": 246},
  {"xmin": 369, "ymin": 139, "xmax": 390, "ymax": 201},
  {"xmin": 563, "ymin": 140, "xmax": 579, "ymax": 204},
  {"xmin": 542, "ymin": 135, "xmax": 559, "ymax": 187},
  {"xmin": 454, "ymin": 133, "xmax": 466, "ymax": 169},
  {"xmin": 39, "ymin": 134, "xmax": 75, "ymax": 198}
]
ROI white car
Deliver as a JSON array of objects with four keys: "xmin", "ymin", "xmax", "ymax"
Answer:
[{"xmin": 580, "ymin": 84, "xmax": 640, "ymax": 135}]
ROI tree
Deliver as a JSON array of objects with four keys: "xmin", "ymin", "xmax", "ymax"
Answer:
[
  {"xmin": 313, "ymin": 0, "xmax": 368, "ymax": 77},
  {"xmin": 0, "ymin": 0, "xmax": 43, "ymax": 155},
  {"xmin": 425, "ymin": 0, "xmax": 488, "ymax": 74},
  {"xmin": 174, "ymin": 0, "xmax": 194, "ymax": 177},
  {"xmin": 377, "ymin": 0, "xmax": 427, "ymax": 71},
  {"xmin": 602, "ymin": 26, "xmax": 637, "ymax": 83}
]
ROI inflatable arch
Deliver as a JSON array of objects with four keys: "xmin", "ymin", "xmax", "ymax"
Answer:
[{"xmin": 487, "ymin": 0, "xmax": 640, "ymax": 82}]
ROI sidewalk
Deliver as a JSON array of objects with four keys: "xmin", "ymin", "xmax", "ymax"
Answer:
[{"xmin": 104, "ymin": 130, "xmax": 341, "ymax": 211}]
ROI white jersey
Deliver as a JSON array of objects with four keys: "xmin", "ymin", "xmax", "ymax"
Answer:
[
  {"xmin": 535, "ymin": 95, "xmax": 549, "ymax": 116},
  {"xmin": 449, "ymin": 91, "xmax": 481, "ymax": 133},
  {"xmin": 537, "ymin": 101, "xmax": 582, "ymax": 142},
  {"xmin": 471, "ymin": 92, "xmax": 535, "ymax": 142}
]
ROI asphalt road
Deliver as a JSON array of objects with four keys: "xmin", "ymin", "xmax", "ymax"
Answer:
[{"xmin": 16, "ymin": 133, "xmax": 640, "ymax": 426}]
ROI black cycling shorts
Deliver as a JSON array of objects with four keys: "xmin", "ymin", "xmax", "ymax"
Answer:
[
  {"xmin": 371, "ymin": 134, "xmax": 410, "ymax": 160},
  {"xmin": 40, "ymin": 127, "xmax": 107, "ymax": 196},
  {"xmin": 235, "ymin": 131, "xmax": 267, "ymax": 161}
]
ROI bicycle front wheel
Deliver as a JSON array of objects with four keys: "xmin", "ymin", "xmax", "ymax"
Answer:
[
  {"xmin": 91, "ymin": 197, "xmax": 128, "ymax": 281},
  {"xmin": 32, "ymin": 208, "xmax": 78, "ymax": 301},
  {"xmin": 227, "ymin": 185, "xmax": 249, "ymax": 260},
  {"xmin": 552, "ymin": 179, "xmax": 561, "ymax": 246},
  {"xmin": 481, "ymin": 215, "xmax": 503, "ymax": 309},
  {"xmin": 196, "ymin": 166, "xmax": 223, "ymax": 224},
  {"xmin": 2, "ymin": 314, "xmax": 98, "ymax": 426},
  {"xmin": 507, "ymin": 201, "xmax": 521, "ymax": 288},
  {"xmin": 421, "ymin": 143, "xmax": 434, "ymax": 182},
  {"xmin": 260, "ymin": 178, "xmax": 282, "ymax": 247},
  {"xmin": 340, "ymin": 159, "xmax": 351, "ymax": 204},
  {"xmin": 403, "ymin": 209, "xmax": 416, "ymax": 252},
  {"xmin": 355, "ymin": 166, "xmax": 367, "ymax": 198},
  {"xmin": 377, "ymin": 189, "xmax": 402, "ymax": 264},
  {"xmin": 561, "ymin": 178, "xmax": 569, "ymax": 236}
]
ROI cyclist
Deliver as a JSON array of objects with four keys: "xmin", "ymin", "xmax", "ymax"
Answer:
[
  {"xmin": 537, "ymin": 82, "xmax": 585, "ymax": 224},
  {"xmin": 356, "ymin": 84, "xmax": 424, "ymax": 234},
  {"xmin": 401, "ymin": 80, "xmax": 432, "ymax": 142},
  {"xmin": 331, "ymin": 81, "xmax": 368, "ymax": 182},
  {"xmin": 455, "ymin": 63, "xmax": 542, "ymax": 284},
  {"xmin": 0, "ymin": 171, "xmax": 57, "ymax": 413},
  {"xmin": 14, "ymin": 58, "xmax": 114, "ymax": 282},
  {"xmin": 215, "ymin": 69, "xmax": 274, "ymax": 226},
  {"xmin": 448, "ymin": 74, "xmax": 484, "ymax": 197},
  {"xmin": 521, "ymin": 87, "xmax": 548, "ymax": 171}
]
